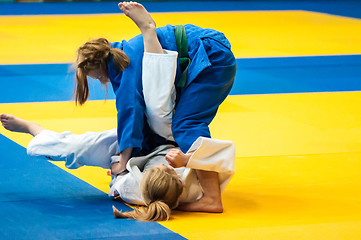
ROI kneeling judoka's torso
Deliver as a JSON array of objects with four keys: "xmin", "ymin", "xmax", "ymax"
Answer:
[{"xmin": 107, "ymin": 24, "xmax": 232, "ymax": 155}]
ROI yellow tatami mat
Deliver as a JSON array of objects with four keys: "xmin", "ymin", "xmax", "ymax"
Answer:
[
  {"xmin": 1, "ymin": 10, "xmax": 361, "ymax": 64},
  {"xmin": 1, "ymin": 6, "xmax": 361, "ymax": 239},
  {"xmin": 1, "ymin": 92, "xmax": 360, "ymax": 239}
]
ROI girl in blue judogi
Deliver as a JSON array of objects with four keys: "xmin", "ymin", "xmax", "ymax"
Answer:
[
  {"xmin": 75, "ymin": 2, "xmax": 236, "ymax": 172},
  {"xmin": 73, "ymin": 1, "xmax": 236, "ymax": 219},
  {"xmin": 0, "ymin": 2, "xmax": 236, "ymax": 221}
]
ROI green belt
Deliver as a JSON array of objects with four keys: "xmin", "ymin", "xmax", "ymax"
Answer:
[{"xmin": 174, "ymin": 25, "xmax": 191, "ymax": 88}]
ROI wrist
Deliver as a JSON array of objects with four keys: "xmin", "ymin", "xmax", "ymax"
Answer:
[
  {"xmin": 183, "ymin": 153, "xmax": 192, "ymax": 167},
  {"xmin": 111, "ymin": 162, "xmax": 126, "ymax": 175}
]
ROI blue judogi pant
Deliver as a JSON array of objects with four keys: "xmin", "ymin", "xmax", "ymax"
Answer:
[{"xmin": 172, "ymin": 38, "xmax": 236, "ymax": 152}]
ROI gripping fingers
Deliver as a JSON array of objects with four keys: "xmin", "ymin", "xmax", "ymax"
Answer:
[
  {"xmin": 165, "ymin": 153, "xmax": 175, "ymax": 167},
  {"xmin": 165, "ymin": 149, "xmax": 188, "ymax": 168}
]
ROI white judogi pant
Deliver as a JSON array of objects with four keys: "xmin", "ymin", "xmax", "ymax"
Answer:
[
  {"xmin": 142, "ymin": 50, "xmax": 177, "ymax": 141},
  {"xmin": 27, "ymin": 50, "xmax": 235, "ymax": 205}
]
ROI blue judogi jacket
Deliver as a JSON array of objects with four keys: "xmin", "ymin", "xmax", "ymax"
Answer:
[{"xmin": 108, "ymin": 24, "xmax": 234, "ymax": 155}]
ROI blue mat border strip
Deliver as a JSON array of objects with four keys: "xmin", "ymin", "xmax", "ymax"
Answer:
[{"xmin": 0, "ymin": 1, "xmax": 361, "ymax": 20}]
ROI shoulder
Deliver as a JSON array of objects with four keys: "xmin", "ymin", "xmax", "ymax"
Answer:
[
  {"xmin": 110, "ymin": 39, "xmax": 142, "ymax": 53},
  {"xmin": 110, "ymin": 41, "xmax": 124, "ymax": 49}
]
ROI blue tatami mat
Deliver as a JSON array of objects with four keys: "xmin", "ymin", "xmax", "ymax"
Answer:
[
  {"xmin": 0, "ymin": 134, "xmax": 186, "ymax": 240},
  {"xmin": 0, "ymin": 64, "xmax": 110, "ymax": 103},
  {"xmin": 230, "ymin": 55, "xmax": 361, "ymax": 95},
  {"xmin": 1, "ymin": 55, "xmax": 360, "ymax": 103}
]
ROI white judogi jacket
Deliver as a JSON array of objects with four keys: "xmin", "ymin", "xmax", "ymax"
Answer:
[
  {"xmin": 27, "ymin": 130, "xmax": 235, "ymax": 205},
  {"xmin": 108, "ymin": 137, "xmax": 235, "ymax": 205}
]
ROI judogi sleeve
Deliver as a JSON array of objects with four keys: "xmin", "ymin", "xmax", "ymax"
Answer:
[
  {"xmin": 185, "ymin": 137, "xmax": 235, "ymax": 191},
  {"xmin": 109, "ymin": 40, "xmax": 147, "ymax": 154}
]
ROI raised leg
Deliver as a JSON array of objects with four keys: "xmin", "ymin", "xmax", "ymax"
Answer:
[
  {"xmin": 0, "ymin": 113, "xmax": 45, "ymax": 137},
  {"xmin": 118, "ymin": 2, "xmax": 163, "ymax": 54}
]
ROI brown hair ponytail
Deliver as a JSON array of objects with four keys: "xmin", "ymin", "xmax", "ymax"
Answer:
[
  {"xmin": 112, "ymin": 167, "xmax": 183, "ymax": 221},
  {"xmin": 74, "ymin": 38, "xmax": 130, "ymax": 105}
]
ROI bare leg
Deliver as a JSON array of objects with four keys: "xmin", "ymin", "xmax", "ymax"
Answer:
[
  {"xmin": 0, "ymin": 114, "xmax": 45, "ymax": 137},
  {"xmin": 177, "ymin": 170, "xmax": 223, "ymax": 213},
  {"xmin": 118, "ymin": 2, "xmax": 163, "ymax": 54}
]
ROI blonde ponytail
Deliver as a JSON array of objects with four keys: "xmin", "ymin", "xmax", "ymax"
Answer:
[
  {"xmin": 113, "ymin": 201, "xmax": 171, "ymax": 221},
  {"xmin": 74, "ymin": 38, "xmax": 130, "ymax": 105},
  {"xmin": 112, "ymin": 167, "xmax": 183, "ymax": 222}
]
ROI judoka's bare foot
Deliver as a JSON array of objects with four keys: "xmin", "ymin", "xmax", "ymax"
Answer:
[
  {"xmin": 118, "ymin": 2, "xmax": 156, "ymax": 34},
  {"xmin": 0, "ymin": 113, "xmax": 44, "ymax": 136},
  {"xmin": 118, "ymin": 2, "xmax": 162, "ymax": 54},
  {"xmin": 1, "ymin": 113, "xmax": 31, "ymax": 133},
  {"xmin": 177, "ymin": 195, "xmax": 223, "ymax": 213}
]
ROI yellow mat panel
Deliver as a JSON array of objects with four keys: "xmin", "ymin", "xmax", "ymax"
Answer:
[
  {"xmin": 1, "ymin": 10, "xmax": 361, "ymax": 64},
  {"xmin": 1, "ymin": 92, "xmax": 360, "ymax": 239}
]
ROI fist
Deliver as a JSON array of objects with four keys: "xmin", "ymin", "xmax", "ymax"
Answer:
[{"xmin": 165, "ymin": 149, "xmax": 190, "ymax": 168}]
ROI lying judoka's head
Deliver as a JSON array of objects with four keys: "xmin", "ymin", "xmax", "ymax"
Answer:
[{"xmin": 113, "ymin": 164, "xmax": 183, "ymax": 221}]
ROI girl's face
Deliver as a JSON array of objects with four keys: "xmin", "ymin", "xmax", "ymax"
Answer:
[{"xmin": 87, "ymin": 68, "xmax": 109, "ymax": 84}]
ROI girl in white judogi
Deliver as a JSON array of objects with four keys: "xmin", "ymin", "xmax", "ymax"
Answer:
[{"xmin": 0, "ymin": 2, "xmax": 235, "ymax": 221}]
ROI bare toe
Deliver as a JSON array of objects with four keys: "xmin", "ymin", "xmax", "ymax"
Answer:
[
  {"xmin": 118, "ymin": 2, "xmax": 125, "ymax": 11},
  {"xmin": 0, "ymin": 113, "xmax": 12, "ymax": 126},
  {"xmin": 0, "ymin": 113, "xmax": 10, "ymax": 121}
]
